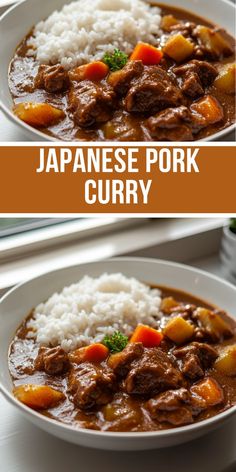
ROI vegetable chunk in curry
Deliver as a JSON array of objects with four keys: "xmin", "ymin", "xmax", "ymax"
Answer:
[
  {"xmin": 9, "ymin": 4, "xmax": 235, "ymax": 141},
  {"xmin": 9, "ymin": 286, "xmax": 236, "ymax": 433}
]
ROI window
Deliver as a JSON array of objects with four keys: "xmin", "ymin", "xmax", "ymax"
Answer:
[
  {"xmin": 0, "ymin": 218, "xmax": 71, "ymax": 238},
  {"xmin": 0, "ymin": 217, "xmax": 226, "ymax": 296},
  {"xmin": 0, "ymin": 217, "xmax": 141, "ymax": 264}
]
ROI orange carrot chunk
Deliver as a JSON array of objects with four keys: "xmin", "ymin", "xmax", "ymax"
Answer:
[
  {"xmin": 130, "ymin": 42, "xmax": 163, "ymax": 65},
  {"xmin": 71, "ymin": 61, "xmax": 109, "ymax": 82},
  {"xmin": 82, "ymin": 343, "xmax": 109, "ymax": 362},
  {"xmin": 191, "ymin": 95, "xmax": 223, "ymax": 125},
  {"xmin": 13, "ymin": 384, "xmax": 65, "ymax": 410},
  {"xmin": 130, "ymin": 324, "xmax": 163, "ymax": 347},
  {"xmin": 69, "ymin": 343, "xmax": 109, "ymax": 364},
  {"xmin": 191, "ymin": 377, "xmax": 224, "ymax": 407}
]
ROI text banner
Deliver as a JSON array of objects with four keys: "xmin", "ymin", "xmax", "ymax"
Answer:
[{"xmin": 0, "ymin": 145, "xmax": 234, "ymax": 213}]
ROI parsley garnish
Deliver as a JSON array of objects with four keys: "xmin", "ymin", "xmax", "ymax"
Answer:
[
  {"xmin": 103, "ymin": 331, "xmax": 128, "ymax": 353},
  {"xmin": 103, "ymin": 49, "xmax": 128, "ymax": 71}
]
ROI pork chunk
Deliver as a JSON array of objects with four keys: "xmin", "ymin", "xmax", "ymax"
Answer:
[
  {"xmin": 173, "ymin": 342, "xmax": 218, "ymax": 380},
  {"xmin": 146, "ymin": 388, "xmax": 193, "ymax": 425},
  {"xmin": 174, "ymin": 60, "xmax": 218, "ymax": 98},
  {"xmin": 125, "ymin": 347, "xmax": 183, "ymax": 396},
  {"xmin": 68, "ymin": 362, "xmax": 116, "ymax": 409},
  {"xmin": 69, "ymin": 80, "xmax": 116, "ymax": 127},
  {"xmin": 35, "ymin": 346, "xmax": 69, "ymax": 375},
  {"xmin": 146, "ymin": 387, "xmax": 206, "ymax": 426},
  {"xmin": 146, "ymin": 101, "xmax": 210, "ymax": 140},
  {"xmin": 108, "ymin": 60, "xmax": 144, "ymax": 96},
  {"xmin": 35, "ymin": 64, "xmax": 70, "ymax": 93},
  {"xmin": 146, "ymin": 105, "xmax": 193, "ymax": 141},
  {"xmin": 125, "ymin": 66, "xmax": 183, "ymax": 115},
  {"xmin": 169, "ymin": 22, "xmax": 197, "ymax": 38},
  {"xmin": 108, "ymin": 342, "xmax": 144, "ymax": 376}
]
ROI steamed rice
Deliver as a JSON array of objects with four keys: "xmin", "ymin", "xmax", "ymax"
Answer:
[
  {"xmin": 27, "ymin": 273, "xmax": 162, "ymax": 352},
  {"xmin": 28, "ymin": 0, "xmax": 162, "ymax": 69}
]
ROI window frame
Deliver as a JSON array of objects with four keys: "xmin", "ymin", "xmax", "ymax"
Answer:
[
  {"xmin": 0, "ymin": 217, "xmax": 226, "ymax": 296},
  {"xmin": 0, "ymin": 217, "xmax": 143, "ymax": 263}
]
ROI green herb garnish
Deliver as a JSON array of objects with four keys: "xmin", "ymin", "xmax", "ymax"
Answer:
[
  {"xmin": 229, "ymin": 218, "xmax": 236, "ymax": 235},
  {"xmin": 103, "ymin": 49, "xmax": 128, "ymax": 71},
  {"xmin": 103, "ymin": 331, "xmax": 128, "ymax": 353}
]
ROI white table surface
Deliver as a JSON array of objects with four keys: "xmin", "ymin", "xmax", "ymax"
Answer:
[{"xmin": 1, "ymin": 255, "xmax": 236, "ymax": 472}]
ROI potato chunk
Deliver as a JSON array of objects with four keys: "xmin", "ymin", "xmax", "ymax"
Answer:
[
  {"xmin": 161, "ymin": 15, "xmax": 179, "ymax": 32},
  {"xmin": 13, "ymin": 102, "xmax": 65, "ymax": 128},
  {"xmin": 191, "ymin": 377, "xmax": 223, "ymax": 406},
  {"xmin": 194, "ymin": 307, "xmax": 233, "ymax": 340},
  {"xmin": 191, "ymin": 95, "xmax": 223, "ymax": 125},
  {"xmin": 214, "ymin": 63, "xmax": 236, "ymax": 94},
  {"xmin": 163, "ymin": 316, "xmax": 194, "ymax": 344},
  {"xmin": 163, "ymin": 34, "xmax": 194, "ymax": 62},
  {"xmin": 196, "ymin": 26, "xmax": 233, "ymax": 58},
  {"xmin": 215, "ymin": 345, "xmax": 236, "ymax": 376},
  {"xmin": 13, "ymin": 384, "xmax": 65, "ymax": 410},
  {"xmin": 160, "ymin": 297, "xmax": 179, "ymax": 313}
]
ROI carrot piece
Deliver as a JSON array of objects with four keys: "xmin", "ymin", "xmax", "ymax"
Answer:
[
  {"xmin": 69, "ymin": 343, "xmax": 109, "ymax": 364},
  {"xmin": 13, "ymin": 102, "xmax": 64, "ymax": 128},
  {"xmin": 130, "ymin": 324, "xmax": 163, "ymax": 347},
  {"xmin": 71, "ymin": 61, "xmax": 109, "ymax": 81},
  {"xmin": 191, "ymin": 378, "xmax": 224, "ymax": 407},
  {"xmin": 83, "ymin": 343, "xmax": 109, "ymax": 362},
  {"xmin": 13, "ymin": 384, "xmax": 65, "ymax": 410},
  {"xmin": 130, "ymin": 42, "xmax": 163, "ymax": 65},
  {"xmin": 191, "ymin": 95, "xmax": 223, "ymax": 125}
]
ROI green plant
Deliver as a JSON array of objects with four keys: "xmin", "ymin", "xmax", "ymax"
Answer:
[
  {"xmin": 103, "ymin": 331, "xmax": 128, "ymax": 353},
  {"xmin": 103, "ymin": 49, "xmax": 128, "ymax": 71},
  {"xmin": 229, "ymin": 218, "xmax": 236, "ymax": 235}
]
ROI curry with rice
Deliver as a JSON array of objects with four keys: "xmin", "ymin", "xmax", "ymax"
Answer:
[
  {"xmin": 9, "ymin": 2, "xmax": 236, "ymax": 141},
  {"xmin": 9, "ymin": 284, "xmax": 236, "ymax": 432}
]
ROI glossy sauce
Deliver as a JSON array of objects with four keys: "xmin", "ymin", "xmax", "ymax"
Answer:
[
  {"xmin": 8, "ymin": 4, "xmax": 236, "ymax": 141},
  {"xmin": 9, "ymin": 286, "xmax": 236, "ymax": 432}
]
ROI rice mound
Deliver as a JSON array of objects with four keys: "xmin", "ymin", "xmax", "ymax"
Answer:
[
  {"xmin": 27, "ymin": 273, "xmax": 162, "ymax": 352},
  {"xmin": 28, "ymin": 0, "xmax": 161, "ymax": 69}
]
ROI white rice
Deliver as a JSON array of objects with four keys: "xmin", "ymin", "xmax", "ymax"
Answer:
[
  {"xmin": 28, "ymin": 0, "xmax": 161, "ymax": 69},
  {"xmin": 27, "ymin": 273, "xmax": 162, "ymax": 352}
]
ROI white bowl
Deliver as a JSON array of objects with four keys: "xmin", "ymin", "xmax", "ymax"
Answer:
[
  {"xmin": 0, "ymin": 257, "xmax": 236, "ymax": 450},
  {"xmin": 0, "ymin": 0, "xmax": 235, "ymax": 142}
]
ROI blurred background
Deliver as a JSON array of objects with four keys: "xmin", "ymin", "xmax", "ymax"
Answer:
[{"xmin": 0, "ymin": 216, "xmax": 235, "ymax": 297}]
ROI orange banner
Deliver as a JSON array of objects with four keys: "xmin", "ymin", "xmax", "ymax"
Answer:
[{"xmin": 0, "ymin": 144, "xmax": 235, "ymax": 213}]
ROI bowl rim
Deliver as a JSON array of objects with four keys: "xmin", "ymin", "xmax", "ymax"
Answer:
[
  {"xmin": 1, "ymin": 255, "xmax": 236, "ymax": 440},
  {"xmin": 0, "ymin": 0, "xmax": 235, "ymax": 142}
]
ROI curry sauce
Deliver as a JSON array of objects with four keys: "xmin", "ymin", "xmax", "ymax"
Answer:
[
  {"xmin": 9, "ymin": 286, "xmax": 236, "ymax": 432},
  {"xmin": 9, "ymin": 4, "xmax": 236, "ymax": 141}
]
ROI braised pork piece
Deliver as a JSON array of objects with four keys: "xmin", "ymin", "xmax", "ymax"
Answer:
[
  {"xmin": 9, "ymin": 286, "xmax": 236, "ymax": 432},
  {"xmin": 9, "ymin": 4, "xmax": 235, "ymax": 141}
]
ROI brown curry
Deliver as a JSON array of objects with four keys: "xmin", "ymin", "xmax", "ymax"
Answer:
[
  {"xmin": 9, "ymin": 286, "xmax": 236, "ymax": 433},
  {"xmin": 9, "ymin": 4, "xmax": 235, "ymax": 141}
]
